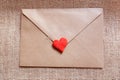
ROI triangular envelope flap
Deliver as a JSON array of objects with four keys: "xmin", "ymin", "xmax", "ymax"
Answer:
[{"xmin": 22, "ymin": 8, "xmax": 102, "ymax": 42}]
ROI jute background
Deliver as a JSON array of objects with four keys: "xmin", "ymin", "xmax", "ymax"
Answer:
[{"xmin": 0, "ymin": 0, "xmax": 120, "ymax": 80}]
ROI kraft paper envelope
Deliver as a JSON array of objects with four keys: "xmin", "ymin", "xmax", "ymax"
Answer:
[{"xmin": 20, "ymin": 8, "xmax": 104, "ymax": 68}]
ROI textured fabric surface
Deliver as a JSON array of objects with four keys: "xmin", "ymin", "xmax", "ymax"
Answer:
[{"xmin": 0, "ymin": 0, "xmax": 120, "ymax": 80}]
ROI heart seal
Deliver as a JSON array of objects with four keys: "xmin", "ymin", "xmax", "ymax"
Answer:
[{"xmin": 52, "ymin": 37, "xmax": 68, "ymax": 53}]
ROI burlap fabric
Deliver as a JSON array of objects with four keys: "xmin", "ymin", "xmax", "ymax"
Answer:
[{"xmin": 0, "ymin": 0, "xmax": 120, "ymax": 80}]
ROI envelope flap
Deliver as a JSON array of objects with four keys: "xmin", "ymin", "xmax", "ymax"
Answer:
[{"xmin": 22, "ymin": 8, "xmax": 103, "ymax": 42}]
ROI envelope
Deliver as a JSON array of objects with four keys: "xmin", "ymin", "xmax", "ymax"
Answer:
[{"xmin": 20, "ymin": 8, "xmax": 104, "ymax": 68}]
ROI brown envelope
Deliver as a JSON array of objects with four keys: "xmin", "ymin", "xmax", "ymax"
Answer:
[{"xmin": 20, "ymin": 8, "xmax": 104, "ymax": 68}]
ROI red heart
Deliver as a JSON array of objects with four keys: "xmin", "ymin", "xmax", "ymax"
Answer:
[{"xmin": 52, "ymin": 37, "xmax": 68, "ymax": 53}]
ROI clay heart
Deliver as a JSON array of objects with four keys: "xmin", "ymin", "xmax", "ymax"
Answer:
[{"xmin": 52, "ymin": 37, "xmax": 68, "ymax": 53}]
